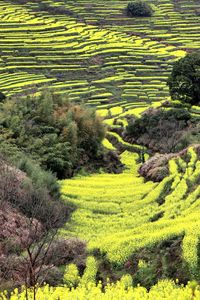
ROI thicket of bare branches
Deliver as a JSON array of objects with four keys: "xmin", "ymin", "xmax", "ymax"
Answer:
[{"xmin": 0, "ymin": 158, "xmax": 86, "ymax": 298}]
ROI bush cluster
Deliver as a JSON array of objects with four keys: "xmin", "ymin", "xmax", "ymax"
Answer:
[
  {"xmin": 0, "ymin": 155, "xmax": 68, "ymax": 229},
  {"xmin": 0, "ymin": 90, "xmax": 106, "ymax": 178}
]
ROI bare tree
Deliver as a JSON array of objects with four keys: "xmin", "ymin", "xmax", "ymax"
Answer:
[
  {"xmin": 19, "ymin": 223, "xmax": 58, "ymax": 300},
  {"xmin": 153, "ymin": 118, "xmax": 185, "ymax": 153},
  {"xmin": 0, "ymin": 157, "xmax": 26, "ymax": 206},
  {"xmin": 0, "ymin": 157, "xmax": 73, "ymax": 300},
  {"xmin": 12, "ymin": 189, "xmax": 67, "ymax": 300}
]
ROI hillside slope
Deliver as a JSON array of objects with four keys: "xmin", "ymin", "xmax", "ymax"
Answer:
[
  {"xmin": 60, "ymin": 148, "xmax": 200, "ymax": 278},
  {"xmin": 0, "ymin": 0, "xmax": 200, "ymax": 296}
]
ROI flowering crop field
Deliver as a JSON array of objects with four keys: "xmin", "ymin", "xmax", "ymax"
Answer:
[
  {"xmin": 2, "ymin": 279, "xmax": 200, "ymax": 300},
  {"xmin": 60, "ymin": 148, "xmax": 200, "ymax": 273},
  {"xmin": 1, "ymin": 0, "xmax": 200, "ymax": 298},
  {"xmin": 0, "ymin": 0, "xmax": 199, "ymax": 125},
  {"xmin": 0, "ymin": 0, "xmax": 196, "ymax": 125}
]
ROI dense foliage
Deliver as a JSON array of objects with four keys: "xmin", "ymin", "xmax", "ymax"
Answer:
[
  {"xmin": 0, "ymin": 90, "xmax": 106, "ymax": 178},
  {"xmin": 126, "ymin": 1, "xmax": 153, "ymax": 17},
  {"xmin": 167, "ymin": 52, "xmax": 200, "ymax": 105}
]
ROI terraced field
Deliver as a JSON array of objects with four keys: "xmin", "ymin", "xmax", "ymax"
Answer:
[
  {"xmin": 60, "ymin": 148, "xmax": 200, "ymax": 275},
  {"xmin": 1, "ymin": 0, "xmax": 200, "ymax": 287},
  {"xmin": 0, "ymin": 0, "xmax": 194, "ymax": 127}
]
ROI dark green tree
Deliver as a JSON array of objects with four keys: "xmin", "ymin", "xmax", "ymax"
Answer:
[
  {"xmin": 126, "ymin": 1, "xmax": 153, "ymax": 17},
  {"xmin": 0, "ymin": 91, "xmax": 6, "ymax": 101},
  {"xmin": 167, "ymin": 52, "xmax": 200, "ymax": 105}
]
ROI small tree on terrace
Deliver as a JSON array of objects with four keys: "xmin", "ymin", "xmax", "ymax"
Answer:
[
  {"xmin": 126, "ymin": 1, "xmax": 153, "ymax": 17},
  {"xmin": 167, "ymin": 51, "xmax": 200, "ymax": 105}
]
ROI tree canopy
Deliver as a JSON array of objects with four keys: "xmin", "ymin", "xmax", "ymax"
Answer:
[
  {"xmin": 126, "ymin": 1, "xmax": 153, "ymax": 17},
  {"xmin": 167, "ymin": 51, "xmax": 200, "ymax": 105}
]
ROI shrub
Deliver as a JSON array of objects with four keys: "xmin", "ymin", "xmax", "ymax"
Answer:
[
  {"xmin": 17, "ymin": 156, "xmax": 60, "ymax": 199},
  {"xmin": 126, "ymin": 1, "xmax": 153, "ymax": 17},
  {"xmin": 0, "ymin": 91, "xmax": 6, "ymax": 101},
  {"xmin": 0, "ymin": 155, "xmax": 68, "ymax": 229},
  {"xmin": 167, "ymin": 51, "xmax": 200, "ymax": 105},
  {"xmin": 41, "ymin": 267, "xmax": 63, "ymax": 286},
  {"xmin": 133, "ymin": 260, "xmax": 157, "ymax": 289},
  {"xmin": 43, "ymin": 238, "xmax": 87, "ymax": 267}
]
